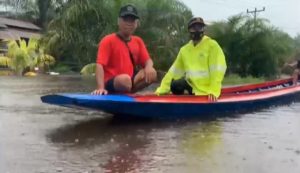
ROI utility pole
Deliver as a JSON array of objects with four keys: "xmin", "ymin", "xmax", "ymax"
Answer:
[
  {"xmin": 247, "ymin": 7, "xmax": 265, "ymax": 29},
  {"xmin": 247, "ymin": 7, "xmax": 265, "ymax": 21}
]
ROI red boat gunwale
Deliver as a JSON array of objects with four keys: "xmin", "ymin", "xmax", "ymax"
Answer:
[
  {"xmin": 133, "ymin": 78, "xmax": 300, "ymax": 103},
  {"xmin": 221, "ymin": 78, "xmax": 292, "ymax": 93}
]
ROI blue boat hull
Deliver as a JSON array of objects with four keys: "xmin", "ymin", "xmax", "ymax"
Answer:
[{"xmin": 41, "ymin": 88, "xmax": 300, "ymax": 119}]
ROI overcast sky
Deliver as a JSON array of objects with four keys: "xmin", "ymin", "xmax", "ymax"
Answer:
[{"xmin": 183, "ymin": 0, "xmax": 300, "ymax": 37}]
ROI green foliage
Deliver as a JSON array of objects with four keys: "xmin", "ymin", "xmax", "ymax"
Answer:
[
  {"xmin": 7, "ymin": 39, "xmax": 38, "ymax": 75},
  {"xmin": 293, "ymin": 34, "xmax": 300, "ymax": 60},
  {"xmin": 0, "ymin": 70, "xmax": 13, "ymax": 76},
  {"xmin": 52, "ymin": 63, "xmax": 73, "ymax": 73},
  {"xmin": 4, "ymin": 1, "xmax": 299, "ymax": 78},
  {"xmin": 135, "ymin": 0, "xmax": 192, "ymax": 70},
  {"xmin": 6, "ymin": 38, "xmax": 56, "ymax": 75},
  {"xmin": 2, "ymin": 0, "xmax": 69, "ymax": 29},
  {"xmin": 294, "ymin": 34, "xmax": 300, "ymax": 48},
  {"xmin": 80, "ymin": 63, "xmax": 96, "ymax": 75},
  {"xmin": 0, "ymin": 56, "xmax": 11, "ymax": 67},
  {"xmin": 223, "ymin": 74, "xmax": 264, "ymax": 86},
  {"xmin": 41, "ymin": 0, "xmax": 192, "ymax": 71},
  {"xmin": 36, "ymin": 49, "xmax": 56, "ymax": 72},
  {"xmin": 207, "ymin": 15, "xmax": 295, "ymax": 78},
  {"xmin": 37, "ymin": 53, "xmax": 55, "ymax": 67}
]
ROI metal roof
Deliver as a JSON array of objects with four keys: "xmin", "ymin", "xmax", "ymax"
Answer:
[
  {"xmin": 0, "ymin": 17, "xmax": 41, "ymax": 31},
  {"xmin": 0, "ymin": 17, "xmax": 41, "ymax": 40},
  {"xmin": 0, "ymin": 28, "xmax": 40, "ymax": 40}
]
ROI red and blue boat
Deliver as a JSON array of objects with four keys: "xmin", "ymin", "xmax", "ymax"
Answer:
[{"xmin": 41, "ymin": 78, "xmax": 300, "ymax": 119}]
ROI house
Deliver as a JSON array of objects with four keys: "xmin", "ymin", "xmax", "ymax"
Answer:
[{"xmin": 0, "ymin": 17, "xmax": 41, "ymax": 54}]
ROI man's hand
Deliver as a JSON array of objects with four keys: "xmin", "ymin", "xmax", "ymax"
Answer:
[
  {"xmin": 144, "ymin": 66, "xmax": 157, "ymax": 83},
  {"xmin": 93, "ymin": 64, "xmax": 107, "ymax": 95},
  {"xmin": 208, "ymin": 94, "xmax": 217, "ymax": 102},
  {"xmin": 91, "ymin": 88, "xmax": 108, "ymax": 95}
]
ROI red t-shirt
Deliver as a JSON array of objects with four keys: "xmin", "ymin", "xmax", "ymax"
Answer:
[{"xmin": 96, "ymin": 33, "xmax": 150, "ymax": 82}]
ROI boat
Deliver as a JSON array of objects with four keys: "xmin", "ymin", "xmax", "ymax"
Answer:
[{"xmin": 41, "ymin": 78, "xmax": 300, "ymax": 119}]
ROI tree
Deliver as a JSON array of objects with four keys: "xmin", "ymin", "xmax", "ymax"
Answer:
[
  {"xmin": 41, "ymin": 0, "xmax": 192, "ymax": 72},
  {"xmin": 135, "ymin": 0, "xmax": 192, "ymax": 69},
  {"xmin": 6, "ymin": 38, "xmax": 55, "ymax": 75},
  {"xmin": 0, "ymin": 56, "xmax": 11, "ymax": 67},
  {"xmin": 7, "ymin": 38, "xmax": 38, "ymax": 75},
  {"xmin": 1, "ymin": 0, "xmax": 69, "ymax": 29},
  {"xmin": 294, "ymin": 34, "xmax": 300, "ymax": 47},
  {"xmin": 0, "ymin": 0, "xmax": 30, "ymax": 14},
  {"xmin": 36, "ymin": 48, "xmax": 56, "ymax": 72},
  {"xmin": 206, "ymin": 15, "xmax": 295, "ymax": 78}
]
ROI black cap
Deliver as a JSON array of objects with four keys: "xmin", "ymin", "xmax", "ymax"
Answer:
[
  {"xmin": 188, "ymin": 17, "xmax": 206, "ymax": 28},
  {"xmin": 119, "ymin": 4, "xmax": 139, "ymax": 19}
]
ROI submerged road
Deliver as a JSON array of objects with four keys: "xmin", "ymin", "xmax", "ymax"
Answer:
[{"xmin": 0, "ymin": 76, "xmax": 299, "ymax": 173}]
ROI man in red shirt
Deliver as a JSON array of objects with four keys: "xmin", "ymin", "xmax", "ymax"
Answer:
[{"xmin": 92, "ymin": 4, "xmax": 157, "ymax": 95}]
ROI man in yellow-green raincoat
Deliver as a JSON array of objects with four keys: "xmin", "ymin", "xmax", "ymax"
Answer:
[{"xmin": 155, "ymin": 17, "xmax": 227, "ymax": 102}]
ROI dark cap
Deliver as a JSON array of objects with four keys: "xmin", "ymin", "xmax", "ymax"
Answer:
[
  {"xmin": 188, "ymin": 17, "xmax": 206, "ymax": 28},
  {"xmin": 119, "ymin": 4, "xmax": 139, "ymax": 19}
]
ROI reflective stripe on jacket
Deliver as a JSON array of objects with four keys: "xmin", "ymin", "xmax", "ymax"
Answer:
[{"xmin": 155, "ymin": 36, "xmax": 227, "ymax": 97}]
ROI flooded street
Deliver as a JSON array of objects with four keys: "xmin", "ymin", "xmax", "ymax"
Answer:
[{"xmin": 0, "ymin": 76, "xmax": 300, "ymax": 173}]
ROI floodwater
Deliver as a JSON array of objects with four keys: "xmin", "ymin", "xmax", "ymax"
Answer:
[{"xmin": 0, "ymin": 75, "xmax": 300, "ymax": 173}]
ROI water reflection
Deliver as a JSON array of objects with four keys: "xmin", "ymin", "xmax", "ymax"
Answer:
[
  {"xmin": 179, "ymin": 121, "xmax": 223, "ymax": 173},
  {"xmin": 47, "ymin": 116, "xmax": 228, "ymax": 172},
  {"xmin": 182, "ymin": 121, "xmax": 223, "ymax": 156},
  {"xmin": 47, "ymin": 117, "xmax": 158, "ymax": 172},
  {"xmin": 47, "ymin": 117, "xmax": 154, "ymax": 146},
  {"xmin": 1, "ymin": 76, "xmax": 300, "ymax": 173}
]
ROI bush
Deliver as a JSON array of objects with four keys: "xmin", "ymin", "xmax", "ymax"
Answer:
[
  {"xmin": 80, "ymin": 63, "xmax": 96, "ymax": 76},
  {"xmin": 52, "ymin": 63, "xmax": 73, "ymax": 73},
  {"xmin": 207, "ymin": 15, "xmax": 295, "ymax": 78},
  {"xmin": 223, "ymin": 74, "xmax": 264, "ymax": 86}
]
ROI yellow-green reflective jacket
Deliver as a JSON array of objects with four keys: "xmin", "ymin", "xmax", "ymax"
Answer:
[{"xmin": 155, "ymin": 36, "xmax": 227, "ymax": 97}]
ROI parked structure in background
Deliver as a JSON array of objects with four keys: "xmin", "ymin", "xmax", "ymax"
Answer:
[
  {"xmin": 0, "ymin": 16, "xmax": 41, "ymax": 54},
  {"xmin": 0, "ymin": 16, "xmax": 41, "ymax": 74}
]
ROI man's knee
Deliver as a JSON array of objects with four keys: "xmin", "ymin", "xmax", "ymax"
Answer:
[
  {"xmin": 135, "ymin": 69, "xmax": 157, "ymax": 84},
  {"xmin": 114, "ymin": 74, "xmax": 132, "ymax": 92}
]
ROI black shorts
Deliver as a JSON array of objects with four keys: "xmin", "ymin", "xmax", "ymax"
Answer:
[
  {"xmin": 170, "ymin": 78, "xmax": 193, "ymax": 95},
  {"xmin": 105, "ymin": 72, "xmax": 138, "ymax": 93},
  {"xmin": 105, "ymin": 77, "xmax": 116, "ymax": 93}
]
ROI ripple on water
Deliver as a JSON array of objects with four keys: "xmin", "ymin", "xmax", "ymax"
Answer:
[{"xmin": 1, "ymin": 76, "xmax": 300, "ymax": 173}]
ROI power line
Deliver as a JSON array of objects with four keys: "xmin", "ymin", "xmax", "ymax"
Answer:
[{"xmin": 247, "ymin": 7, "xmax": 266, "ymax": 21}]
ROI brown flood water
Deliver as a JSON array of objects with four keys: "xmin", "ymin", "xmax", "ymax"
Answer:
[{"xmin": 0, "ymin": 75, "xmax": 300, "ymax": 173}]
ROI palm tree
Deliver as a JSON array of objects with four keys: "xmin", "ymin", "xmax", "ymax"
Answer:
[
  {"xmin": 36, "ymin": 49, "xmax": 56, "ymax": 72},
  {"xmin": 136, "ymin": 0, "xmax": 192, "ymax": 69},
  {"xmin": 207, "ymin": 14, "xmax": 295, "ymax": 78},
  {"xmin": 7, "ymin": 38, "xmax": 56, "ymax": 75},
  {"xmin": 7, "ymin": 38, "xmax": 38, "ymax": 75},
  {"xmin": 41, "ymin": 0, "xmax": 193, "ymax": 72},
  {"xmin": 41, "ymin": 0, "xmax": 113, "ymax": 70},
  {"xmin": 1, "ymin": 0, "xmax": 69, "ymax": 29},
  {"xmin": 0, "ymin": 56, "xmax": 11, "ymax": 67}
]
